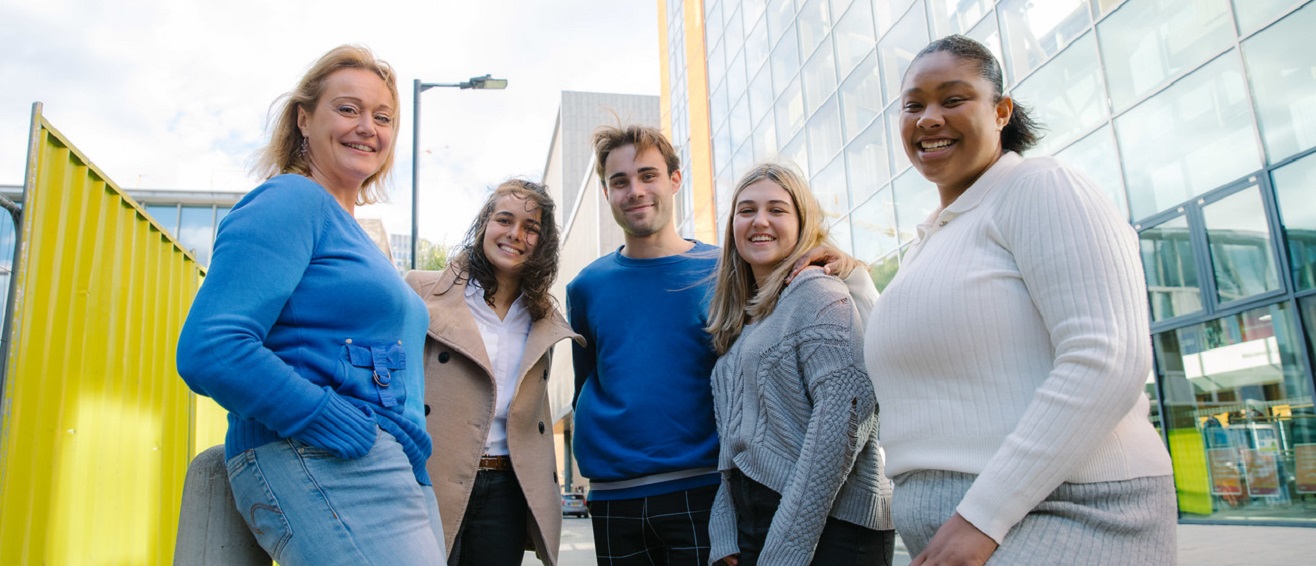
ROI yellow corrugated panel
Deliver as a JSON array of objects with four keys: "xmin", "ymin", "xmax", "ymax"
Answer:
[{"xmin": 0, "ymin": 105, "xmax": 227, "ymax": 565}]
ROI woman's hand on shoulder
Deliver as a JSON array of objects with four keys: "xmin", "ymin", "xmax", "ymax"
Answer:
[
  {"xmin": 910, "ymin": 513, "xmax": 997, "ymax": 566},
  {"xmin": 787, "ymin": 245, "xmax": 863, "ymax": 283},
  {"xmin": 715, "ymin": 554, "xmax": 739, "ymax": 566}
]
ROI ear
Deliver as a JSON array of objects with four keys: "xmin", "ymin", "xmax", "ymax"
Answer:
[
  {"xmin": 297, "ymin": 104, "xmax": 309, "ymax": 136},
  {"xmin": 669, "ymin": 168, "xmax": 683, "ymax": 194},
  {"xmin": 995, "ymin": 96, "xmax": 1014, "ymax": 131}
]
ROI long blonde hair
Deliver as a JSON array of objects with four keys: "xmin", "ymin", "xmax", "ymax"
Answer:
[{"xmin": 707, "ymin": 163, "xmax": 831, "ymax": 355}]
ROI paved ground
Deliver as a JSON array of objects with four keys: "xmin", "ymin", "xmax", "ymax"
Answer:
[{"xmin": 527, "ymin": 518, "xmax": 1316, "ymax": 565}]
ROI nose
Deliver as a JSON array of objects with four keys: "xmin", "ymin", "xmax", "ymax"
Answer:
[
  {"xmin": 750, "ymin": 210, "xmax": 769, "ymax": 228},
  {"xmin": 916, "ymin": 107, "xmax": 943, "ymax": 129},
  {"xmin": 508, "ymin": 224, "xmax": 524, "ymax": 242},
  {"xmin": 356, "ymin": 115, "xmax": 375, "ymax": 137}
]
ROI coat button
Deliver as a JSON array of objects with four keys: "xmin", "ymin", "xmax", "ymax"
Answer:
[
  {"xmin": 424, "ymin": 404, "xmax": 431, "ymax": 416},
  {"xmin": 542, "ymin": 369, "xmax": 548, "ymax": 381},
  {"xmin": 438, "ymin": 352, "xmax": 450, "ymax": 363},
  {"xmin": 538, "ymin": 422, "xmax": 545, "ymax": 434}
]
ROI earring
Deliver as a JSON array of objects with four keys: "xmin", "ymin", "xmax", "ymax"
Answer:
[{"xmin": 300, "ymin": 137, "xmax": 309, "ymax": 157}]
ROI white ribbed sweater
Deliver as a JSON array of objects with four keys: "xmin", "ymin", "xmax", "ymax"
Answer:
[{"xmin": 864, "ymin": 152, "xmax": 1173, "ymax": 542}]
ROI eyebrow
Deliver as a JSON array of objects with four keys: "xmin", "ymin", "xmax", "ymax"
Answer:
[
  {"xmin": 901, "ymin": 79, "xmax": 976, "ymax": 97},
  {"xmin": 493, "ymin": 209, "xmax": 542, "ymax": 224},
  {"xmin": 737, "ymin": 199, "xmax": 793, "ymax": 207},
  {"xmin": 329, "ymin": 95, "xmax": 393, "ymax": 112},
  {"xmin": 608, "ymin": 166, "xmax": 661, "ymax": 182}
]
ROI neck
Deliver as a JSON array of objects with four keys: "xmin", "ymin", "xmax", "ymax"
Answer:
[
  {"xmin": 489, "ymin": 272, "xmax": 521, "ymax": 321},
  {"xmin": 306, "ymin": 170, "xmax": 361, "ymax": 215},
  {"xmin": 938, "ymin": 150, "xmax": 1006, "ymax": 208},
  {"xmin": 621, "ymin": 226, "xmax": 694, "ymax": 259}
]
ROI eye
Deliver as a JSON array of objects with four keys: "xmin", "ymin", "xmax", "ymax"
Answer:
[
  {"xmin": 526, "ymin": 224, "xmax": 542, "ymax": 235},
  {"xmin": 902, "ymin": 101, "xmax": 923, "ymax": 112},
  {"xmin": 944, "ymin": 96, "xmax": 966, "ymax": 106},
  {"xmin": 736, "ymin": 207, "xmax": 754, "ymax": 216},
  {"xmin": 337, "ymin": 104, "xmax": 359, "ymax": 115},
  {"xmin": 373, "ymin": 114, "xmax": 393, "ymax": 126},
  {"xmin": 641, "ymin": 173, "xmax": 658, "ymax": 182},
  {"xmin": 494, "ymin": 217, "xmax": 511, "ymax": 225}
]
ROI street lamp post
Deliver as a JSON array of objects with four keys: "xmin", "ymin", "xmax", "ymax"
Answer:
[{"xmin": 411, "ymin": 74, "xmax": 509, "ymax": 270}]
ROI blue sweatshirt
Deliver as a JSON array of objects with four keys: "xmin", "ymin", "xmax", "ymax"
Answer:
[
  {"xmin": 566, "ymin": 242, "xmax": 721, "ymax": 500},
  {"xmin": 176, "ymin": 174, "xmax": 432, "ymax": 484}
]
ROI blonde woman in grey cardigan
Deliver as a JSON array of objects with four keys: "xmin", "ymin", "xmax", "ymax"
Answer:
[{"xmin": 706, "ymin": 163, "xmax": 894, "ymax": 566}]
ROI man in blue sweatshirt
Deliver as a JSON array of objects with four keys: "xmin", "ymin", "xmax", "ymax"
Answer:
[{"xmin": 567, "ymin": 125, "xmax": 874, "ymax": 564}]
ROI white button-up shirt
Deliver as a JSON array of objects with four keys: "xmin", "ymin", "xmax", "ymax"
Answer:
[{"xmin": 464, "ymin": 280, "xmax": 532, "ymax": 456}]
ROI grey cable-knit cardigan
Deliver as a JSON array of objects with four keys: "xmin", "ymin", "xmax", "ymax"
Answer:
[{"xmin": 708, "ymin": 269, "xmax": 894, "ymax": 565}]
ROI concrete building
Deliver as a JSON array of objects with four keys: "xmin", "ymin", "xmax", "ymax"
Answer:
[{"xmin": 658, "ymin": 0, "xmax": 1316, "ymax": 526}]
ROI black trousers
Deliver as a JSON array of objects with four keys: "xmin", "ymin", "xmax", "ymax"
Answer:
[
  {"xmin": 448, "ymin": 469, "xmax": 529, "ymax": 566},
  {"xmin": 586, "ymin": 484, "xmax": 718, "ymax": 565},
  {"xmin": 729, "ymin": 470, "xmax": 895, "ymax": 566}
]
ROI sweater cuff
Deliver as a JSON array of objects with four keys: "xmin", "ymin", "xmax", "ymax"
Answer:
[{"xmin": 293, "ymin": 390, "xmax": 377, "ymax": 459}]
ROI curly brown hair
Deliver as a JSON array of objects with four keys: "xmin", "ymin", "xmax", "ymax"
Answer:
[{"xmin": 451, "ymin": 179, "xmax": 561, "ymax": 321}]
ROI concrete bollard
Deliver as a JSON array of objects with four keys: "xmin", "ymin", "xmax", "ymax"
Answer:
[{"xmin": 173, "ymin": 445, "xmax": 271, "ymax": 566}]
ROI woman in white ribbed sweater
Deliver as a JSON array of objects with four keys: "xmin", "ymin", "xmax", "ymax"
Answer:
[
  {"xmin": 864, "ymin": 36, "xmax": 1177, "ymax": 565},
  {"xmin": 706, "ymin": 164, "xmax": 894, "ymax": 566}
]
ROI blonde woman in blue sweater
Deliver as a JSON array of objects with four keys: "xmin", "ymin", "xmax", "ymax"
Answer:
[
  {"xmin": 706, "ymin": 163, "xmax": 894, "ymax": 566},
  {"xmin": 177, "ymin": 46, "xmax": 443, "ymax": 565}
]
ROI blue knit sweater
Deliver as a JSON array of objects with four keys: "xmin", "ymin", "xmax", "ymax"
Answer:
[
  {"xmin": 567, "ymin": 242, "xmax": 722, "ymax": 500},
  {"xmin": 177, "ymin": 174, "xmax": 432, "ymax": 484}
]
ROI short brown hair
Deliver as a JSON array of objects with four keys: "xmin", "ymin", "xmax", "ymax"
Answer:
[
  {"xmin": 252, "ymin": 44, "xmax": 400, "ymax": 205},
  {"xmin": 591, "ymin": 124, "xmax": 681, "ymax": 188}
]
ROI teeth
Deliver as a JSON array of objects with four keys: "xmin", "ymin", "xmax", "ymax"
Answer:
[
  {"xmin": 749, "ymin": 235, "xmax": 773, "ymax": 242},
  {"xmin": 921, "ymin": 139, "xmax": 952, "ymax": 151},
  {"xmin": 345, "ymin": 143, "xmax": 374, "ymax": 152},
  {"xmin": 498, "ymin": 244, "xmax": 521, "ymax": 255}
]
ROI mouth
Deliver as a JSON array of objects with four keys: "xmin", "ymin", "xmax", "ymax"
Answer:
[
  {"xmin": 497, "ymin": 244, "xmax": 523, "ymax": 256},
  {"xmin": 747, "ymin": 234, "xmax": 775, "ymax": 244},
  {"xmin": 917, "ymin": 138, "xmax": 954, "ymax": 153},
  {"xmin": 344, "ymin": 142, "xmax": 376, "ymax": 153},
  {"xmin": 625, "ymin": 203, "xmax": 653, "ymax": 213}
]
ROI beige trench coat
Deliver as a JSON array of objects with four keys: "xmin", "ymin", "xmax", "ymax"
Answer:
[{"xmin": 405, "ymin": 266, "xmax": 582, "ymax": 565}]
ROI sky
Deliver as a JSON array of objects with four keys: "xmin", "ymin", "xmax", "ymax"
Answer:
[{"xmin": 0, "ymin": 0, "xmax": 661, "ymax": 247}]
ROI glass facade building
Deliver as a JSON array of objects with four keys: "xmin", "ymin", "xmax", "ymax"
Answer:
[{"xmin": 661, "ymin": 0, "xmax": 1316, "ymax": 525}]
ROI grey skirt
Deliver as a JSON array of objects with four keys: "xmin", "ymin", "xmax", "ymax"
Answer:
[{"xmin": 892, "ymin": 470, "xmax": 1177, "ymax": 565}]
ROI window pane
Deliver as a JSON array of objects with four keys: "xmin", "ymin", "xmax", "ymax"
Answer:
[
  {"xmin": 767, "ymin": 0, "xmax": 796, "ymax": 45},
  {"xmin": 775, "ymin": 75, "xmax": 805, "ymax": 142},
  {"xmin": 1203, "ymin": 186, "xmax": 1280, "ymax": 303},
  {"xmin": 734, "ymin": 138, "xmax": 755, "ymax": 182},
  {"xmin": 870, "ymin": 252, "xmax": 901, "ymax": 292},
  {"xmin": 783, "ymin": 131, "xmax": 809, "ymax": 175},
  {"xmin": 1140, "ymin": 215, "xmax": 1203, "ymax": 321},
  {"xmin": 812, "ymin": 154, "xmax": 850, "ymax": 218},
  {"xmin": 1055, "ymin": 126, "xmax": 1130, "ymax": 220},
  {"xmin": 714, "ymin": 123, "xmax": 733, "ymax": 176},
  {"xmin": 752, "ymin": 115, "xmax": 779, "ymax": 166},
  {"xmin": 706, "ymin": 1, "xmax": 724, "ymax": 48},
  {"xmin": 839, "ymin": 51, "xmax": 883, "ymax": 143},
  {"xmin": 886, "ymin": 102, "xmax": 911, "ymax": 176},
  {"xmin": 147, "ymin": 204, "xmax": 179, "ymax": 235},
  {"xmin": 730, "ymin": 94, "xmax": 752, "ymax": 152},
  {"xmin": 1011, "ymin": 32, "xmax": 1107, "ymax": 157},
  {"xmin": 1233, "ymin": 0, "xmax": 1301, "ymax": 35},
  {"xmin": 998, "ymin": 0, "xmax": 1092, "ymax": 84},
  {"xmin": 745, "ymin": 15, "xmax": 772, "ymax": 79},
  {"xmin": 798, "ymin": 0, "xmax": 832, "ymax": 58},
  {"xmin": 771, "ymin": 23, "xmax": 801, "ymax": 91},
  {"xmin": 845, "ymin": 116, "xmax": 892, "ymax": 205},
  {"xmin": 1098, "ymin": 0, "xmax": 1236, "ymax": 113},
  {"xmin": 1242, "ymin": 2, "xmax": 1316, "ymax": 164},
  {"xmin": 709, "ymin": 39, "xmax": 727, "ymax": 88},
  {"xmin": 808, "ymin": 96, "xmax": 843, "ymax": 175},
  {"xmin": 851, "ymin": 187, "xmax": 899, "ymax": 262},
  {"xmin": 178, "ymin": 206, "xmax": 216, "ymax": 267},
  {"xmin": 1116, "ymin": 52, "xmax": 1262, "ymax": 221},
  {"xmin": 711, "ymin": 81, "xmax": 730, "ymax": 133},
  {"xmin": 892, "ymin": 166, "xmax": 937, "ymax": 246},
  {"xmin": 830, "ymin": 216, "xmax": 854, "ymax": 255},
  {"xmin": 965, "ymin": 9, "xmax": 1005, "ymax": 81},
  {"xmin": 1273, "ymin": 151, "xmax": 1316, "ymax": 291},
  {"xmin": 928, "ymin": 0, "xmax": 992, "ymax": 37},
  {"xmin": 873, "ymin": 0, "xmax": 917, "ymax": 38},
  {"xmin": 834, "ymin": 0, "xmax": 875, "ymax": 77},
  {"xmin": 802, "ymin": 39, "xmax": 838, "ymax": 114},
  {"xmin": 749, "ymin": 64, "xmax": 774, "ymax": 126},
  {"xmin": 878, "ymin": 4, "xmax": 929, "ymax": 106},
  {"xmin": 1155, "ymin": 302, "xmax": 1315, "ymax": 522},
  {"xmin": 725, "ymin": 5, "xmax": 746, "ymax": 62},
  {"xmin": 727, "ymin": 49, "xmax": 749, "ymax": 105}
]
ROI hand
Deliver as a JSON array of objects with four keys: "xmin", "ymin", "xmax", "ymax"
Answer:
[
  {"xmin": 787, "ymin": 245, "xmax": 861, "ymax": 283},
  {"xmin": 716, "ymin": 555, "xmax": 740, "ymax": 566},
  {"xmin": 910, "ymin": 513, "xmax": 998, "ymax": 566}
]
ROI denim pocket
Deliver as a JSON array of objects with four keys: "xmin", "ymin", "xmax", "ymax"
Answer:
[{"xmin": 226, "ymin": 451, "xmax": 294, "ymax": 559}]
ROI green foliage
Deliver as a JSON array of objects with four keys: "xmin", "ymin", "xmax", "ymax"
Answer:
[{"xmin": 415, "ymin": 239, "xmax": 448, "ymax": 271}]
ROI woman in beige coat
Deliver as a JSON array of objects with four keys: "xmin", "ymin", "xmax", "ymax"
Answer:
[{"xmin": 405, "ymin": 179, "xmax": 582, "ymax": 566}]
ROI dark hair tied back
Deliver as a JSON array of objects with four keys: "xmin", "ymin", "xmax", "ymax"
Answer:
[{"xmin": 914, "ymin": 35, "xmax": 1044, "ymax": 154}]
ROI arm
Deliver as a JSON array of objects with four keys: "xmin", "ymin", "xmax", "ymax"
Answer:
[
  {"xmin": 565, "ymin": 281, "xmax": 595, "ymax": 408},
  {"xmin": 787, "ymin": 244, "xmax": 865, "ymax": 282},
  {"xmin": 954, "ymin": 163, "xmax": 1155, "ymax": 541},
  {"xmin": 176, "ymin": 180, "xmax": 375, "ymax": 458},
  {"xmin": 760, "ymin": 278, "xmax": 877, "ymax": 564}
]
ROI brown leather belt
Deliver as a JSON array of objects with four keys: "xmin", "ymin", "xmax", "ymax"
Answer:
[{"xmin": 478, "ymin": 455, "xmax": 512, "ymax": 471}]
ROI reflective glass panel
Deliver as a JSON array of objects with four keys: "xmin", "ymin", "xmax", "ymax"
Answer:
[
  {"xmin": 775, "ymin": 76, "xmax": 806, "ymax": 142},
  {"xmin": 999, "ymin": 0, "xmax": 1091, "ymax": 84},
  {"xmin": 1203, "ymin": 186, "xmax": 1281, "ymax": 303},
  {"xmin": 1116, "ymin": 52, "xmax": 1263, "ymax": 221},
  {"xmin": 0, "ymin": 213, "xmax": 14, "ymax": 324},
  {"xmin": 714, "ymin": 123, "xmax": 733, "ymax": 177},
  {"xmin": 878, "ymin": 4, "xmax": 929, "ymax": 106},
  {"xmin": 783, "ymin": 131, "xmax": 810, "ymax": 175},
  {"xmin": 1154, "ymin": 302, "xmax": 1315, "ymax": 522},
  {"xmin": 1233, "ymin": 0, "xmax": 1301, "ymax": 36},
  {"xmin": 869, "ymin": 252, "xmax": 901, "ymax": 292},
  {"xmin": 886, "ymin": 102, "xmax": 911, "ymax": 175},
  {"xmin": 1140, "ymin": 215, "xmax": 1203, "ymax": 321},
  {"xmin": 1098, "ymin": 0, "xmax": 1236, "ymax": 113},
  {"xmin": 1091, "ymin": 0, "xmax": 1124, "ymax": 16},
  {"xmin": 928, "ymin": 0, "xmax": 992, "ymax": 37},
  {"xmin": 711, "ymin": 81, "xmax": 730, "ymax": 133},
  {"xmin": 798, "ymin": 0, "xmax": 832, "ymax": 58},
  {"xmin": 745, "ymin": 16, "xmax": 772, "ymax": 81},
  {"xmin": 851, "ymin": 187, "xmax": 899, "ymax": 263},
  {"xmin": 752, "ymin": 115, "xmax": 779, "ymax": 165},
  {"xmin": 767, "ymin": 0, "xmax": 797, "ymax": 45},
  {"xmin": 1011, "ymin": 32, "xmax": 1107, "ymax": 157},
  {"xmin": 845, "ymin": 117, "xmax": 892, "ymax": 205},
  {"xmin": 178, "ymin": 206, "xmax": 216, "ymax": 267},
  {"xmin": 771, "ymin": 24, "xmax": 802, "ymax": 90},
  {"xmin": 839, "ymin": 51, "xmax": 883, "ymax": 143},
  {"xmin": 749, "ymin": 65, "xmax": 774, "ymax": 126},
  {"xmin": 812, "ymin": 154, "xmax": 850, "ymax": 218},
  {"xmin": 803, "ymin": 40, "xmax": 838, "ymax": 114},
  {"xmin": 706, "ymin": 1, "xmax": 724, "ymax": 48},
  {"xmin": 727, "ymin": 49, "xmax": 749, "ymax": 105},
  {"xmin": 1242, "ymin": 2, "xmax": 1316, "ymax": 164},
  {"xmin": 808, "ymin": 96, "xmax": 844, "ymax": 175},
  {"xmin": 892, "ymin": 166, "xmax": 937, "ymax": 246},
  {"xmin": 1055, "ymin": 126, "xmax": 1131, "ymax": 220},
  {"xmin": 725, "ymin": 5, "xmax": 746, "ymax": 62},
  {"xmin": 873, "ymin": 0, "xmax": 917, "ymax": 38},
  {"xmin": 830, "ymin": 216, "xmax": 854, "ymax": 255},
  {"xmin": 734, "ymin": 138, "xmax": 755, "ymax": 182},
  {"xmin": 148, "ymin": 204, "xmax": 179, "ymax": 235},
  {"xmin": 834, "ymin": 0, "xmax": 875, "ymax": 76},
  {"xmin": 731, "ymin": 94, "xmax": 753, "ymax": 150},
  {"xmin": 745, "ymin": 0, "xmax": 768, "ymax": 21},
  {"xmin": 966, "ymin": 9, "xmax": 1004, "ymax": 80},
  {"xmin": 1273, "ymin": 151, "xmax": 1316, "ymax": 291}
]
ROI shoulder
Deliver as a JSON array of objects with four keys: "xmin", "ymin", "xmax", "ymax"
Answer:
[
  {"xmin": 237, "ymin": 174, "xmax": 330, "ymax": 210},
  {"xmin": 403, "ymin": 266, "xmax": 451, "ymax": 296},
  {"xmin": 778, "ymin": 269, "xmax": 850, "ymax": 318},
  {"xmin": 998, "ymin": 156, "xmax": 1098, "ymax": 201}
]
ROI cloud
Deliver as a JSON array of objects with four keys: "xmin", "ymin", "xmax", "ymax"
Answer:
[{"xmin": 0, "ymin": 0, "xmax": 660, "ymax": 246}]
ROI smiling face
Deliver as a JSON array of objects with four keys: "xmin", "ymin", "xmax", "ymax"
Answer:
[
  {"xmin": 733, "ymin": 179, "xmax": 801, "ymax": 285},
  {"xmin": 899, "ymin": 51, "xmax": 1013, "ymax": 204},
  {"xmin": 602, "ymin": 144, "xmax": 681, "ymax": 238},
  {"xmin": 481, "ymin": 194, "xmax": 543, "ymax": 280},
  {"xmin": 297, "ymin": 68, "xmax": 395, "ymax": 201}
]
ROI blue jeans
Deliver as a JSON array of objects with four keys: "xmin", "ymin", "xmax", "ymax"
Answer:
[{"xmin": 226, "ymin": 426, "xmax": 446, "ymax": 565}]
